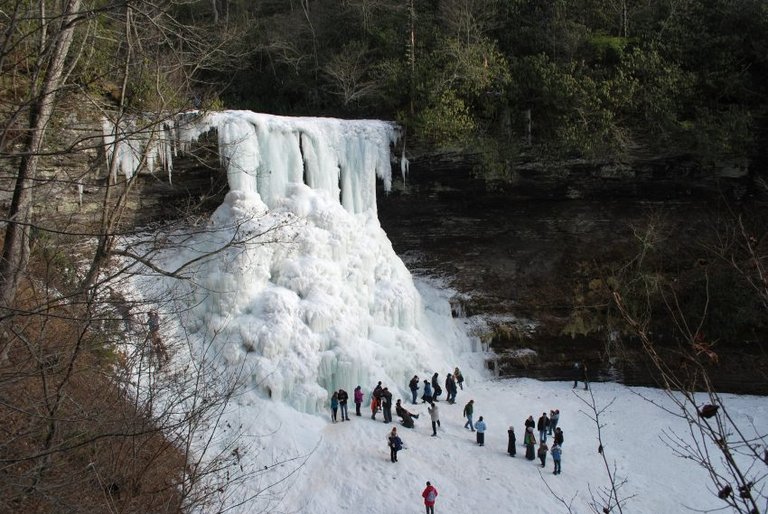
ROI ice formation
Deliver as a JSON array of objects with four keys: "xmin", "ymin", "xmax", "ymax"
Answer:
[
  {"xmin": 102, "ymin": 117, "xmax": 175, "ymax": 183},
  {"xmin": 122, "ymin": 110, "xmax": 468, "ymax": 414}
]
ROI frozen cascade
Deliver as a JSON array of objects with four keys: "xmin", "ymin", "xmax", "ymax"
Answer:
[{"xmin": 121, "ymin": 110, "xmax": 471, "ymax": 415}]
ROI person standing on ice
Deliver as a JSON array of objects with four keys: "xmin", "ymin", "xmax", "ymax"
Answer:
[
  {"xmin": 454, "ymin": 367, "xmax": 464, "ymax": 390},
  {"xmin": 409, "ymin": 375, "xmax": 420, "ymax": 405},
  {"xmin": 330, "ymin": 391, "xmax": 339, "ymax": 423},
  {"xmin": 422, "ymin": 481, "xmax": 438, "ymax": 514},
  {"xmin": 475, "ymin": 416, "xmax": 486, "ymax": 446},
  {"xmin": 428, "ymin": 401, "xmax": 440, "ymax": 436},
  {"xmin": 537, "ymin": 412, "xmax": 549, "ymax": 443},
  {"xmin": 507, "ymin": 426, "xmax": 516, "ymax": 456},
  {"xmin": 354, "ymin": 386, "xmax": 363, "ymax": 416},
  {"xmin": 444, "ymin": 373, "xmax": 457, "ymax": 404},
  {"xmin": 463, "ymin": 399, "xmax": 475, "ymax": 431},
  {"xmin": 371, "ymin": 381, "xmax": 383, "ymax": 420},
  {"xmin": 422, "ymin": 380, "xmax": 433, "ymax": 403},
  {"xmin": 537, "ymin": 441, "xmax": 549, "ymax": 468},
  {"xmin": 554, "ymin": 427, "xmax": 564, "ymax": 447},
  {"xmin": 524, "ymin": 426, "xmax": 536, "ymax": 460},
  {"xmin": 431, "ymin": 373, "xmax": 442, "ymax": 401},
  {"xmin": 573, "ymin": 361, "xmax": 588, "ymax": 390},
  {"xmin": 551, "ymin": 443, "xmax": 562, "ymax": 474},
  {"xmin": 549, "ymin": 409, "xmax": 559, "ymax": 435},
  {"xmin": 382, "ymin": 387, "xmax": 393, "ymax": 423},
  {"xmin": 338, "ymin": 388, "xmax": 350, "ymax": 421},
  {"xmin": 525, "ymin": 415, "xmax": 535, "ymax": 431},
  {"xmin": 387, "ymin": 427, "xmax": 403, "ymax": 463}
]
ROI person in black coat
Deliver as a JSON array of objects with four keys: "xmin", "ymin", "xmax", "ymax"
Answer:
[
  {"xmin": 431, "ymin": 372, "xmax": 442, "ymax": 401},
  {"xmin": 409, "ymin": 375, "xmax": 420, "ymax": 404},
  {"xmin": 381, "ymin": 387, "xmax": 393, "ymax": 423},
  {"xmin": 507, "ymin": 426, "xmax": 516, "ymax": 456},
  {"xmin": 537, "ymin": 412, "xmax": 549, "ymax": 443},
  {"xmin": 445, "ymin": 373, "xmax": 457, "ymax": 404},
  {"xmin": 395, "ymin": 399, "xmax": 419, "ymax": 428},
  {"xmin": 338, "ymin": 389, "xmax": 350, "ymax": 421},
  {"xmin": 525, "ymin": 415, "xmax": 535, "ymax": 430},
  {"xmin": 554, "ymin": 427, "xmax": 564, "ymax": 446},
  {"xmin": 573, "ymin": 361, "xmax": 588, "ymax": 390}
]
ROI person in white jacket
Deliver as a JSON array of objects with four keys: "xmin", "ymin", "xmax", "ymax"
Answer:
[{"xmin": 427, "ymin": 402, "xmax": 440, "ymax": 436}]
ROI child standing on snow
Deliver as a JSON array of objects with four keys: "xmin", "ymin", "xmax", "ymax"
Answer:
[
  {"xmin": 388, "ymin": 427, "xmax": 403, "ymax": 463},
  {"xmin": 330, "ymin": 392, "xmax": 339, "ymax": 422},
  {"xmin": 371, "ymin": 395, "xmax": 380, "ymax": 420}
]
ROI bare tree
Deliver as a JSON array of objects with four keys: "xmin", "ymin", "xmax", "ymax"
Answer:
[
  {"xmin": 0, "ymin": 2, "xmax": 300, "ymax": 511},
  {"xmin": 574, "ymin": 388, "xmax": 635, "ymax": 514},
  {"xmin": 0, "ymin": 0, "xmax": 83, "ymax": 307},
  {"xmin": 606, "ymin": 211, "xmax": 768, "ymax": 514},
  {"xmin": 323, "ymin": 42, "xmax": 382, "ymax": 106}
]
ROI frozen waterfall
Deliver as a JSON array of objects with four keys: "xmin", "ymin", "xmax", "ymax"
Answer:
[
  {"xmin": 120, "ymin": 110, "xmax": 469, "ymax": 415},
  {"xmin": 103, "ymin": 111, "xmax": 403, "ymax": 214}
]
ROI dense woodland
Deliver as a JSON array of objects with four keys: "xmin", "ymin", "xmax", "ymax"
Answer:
[
  {"xmin": 7, "ymin": 0, "xmax": 766, "ymax": 164},
  {"xmin": 1, "ymin": 1, "xmax": 767, "ymax": 512},
  {"xmin": 197, "ymin": 0, "xmax": 768, "ymax": 167}
]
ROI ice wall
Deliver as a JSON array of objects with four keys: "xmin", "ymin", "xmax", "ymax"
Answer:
[
  {"xmin": 122, "ymin": 111, "xmax": 466, "ymax": 414},
  {"xmin": 104, "ymin": 111, "xmax": 401, "ymax": 214}
]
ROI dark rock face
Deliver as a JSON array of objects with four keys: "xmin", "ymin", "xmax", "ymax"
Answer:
[{"xmin": 377, "ymin": 155, "xmax": 768, "ymax": 394}]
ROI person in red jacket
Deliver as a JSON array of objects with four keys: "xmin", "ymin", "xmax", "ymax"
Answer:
[{"xmin": 422, "ymin": 481, "xmax": 438, "ymax": 514}]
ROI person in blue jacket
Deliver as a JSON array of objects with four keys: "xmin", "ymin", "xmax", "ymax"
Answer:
[
  {"xmin": 330, "ymin": 391, "xmax": 339, "ymax": 422},
  {"xmin": 475, "ymin": 416, "xmax": 487, "ymax": 446},
  {"xmin": 422, "ymin": 380, "xmax": 433, "ymax": 403},
  {"xmin": 388, "ymin": 427, "xmax": 403, "ymax": 462},
  {"xmin": 551, "ymin": 443, "xmax": 562, "ymax": 475}
]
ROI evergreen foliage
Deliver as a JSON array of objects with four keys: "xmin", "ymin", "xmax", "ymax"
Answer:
[{"xmin": 184, "ymin": 0, "xmax": 768, "ymax": 167}]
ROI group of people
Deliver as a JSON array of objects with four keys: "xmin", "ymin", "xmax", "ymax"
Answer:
[
  {"xmin": 514, "ymin": 410, "xmax": 564, "ymax": 474},
  {"xmin": 329, "ymin": 389, "xmax": 350, "ymax": 422},
  {"xmin": 329, "ymin": 385, "xmax": 366, "ymax": 422},
  {"xmin": 330, "ymin": 369, "xmax": 576, "ymax": 512},
  {"xmin": 331, "ymin": 367, "xmax": 466, "ymax": 431},
  {"xmin": 410, "ymin": 367, "xmax": 464, "ymax": 406}
]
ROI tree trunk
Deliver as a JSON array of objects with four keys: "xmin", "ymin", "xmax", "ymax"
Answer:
[{"xmin": 0, "ymin": 0, "xmax": 83, "ymax": 308}]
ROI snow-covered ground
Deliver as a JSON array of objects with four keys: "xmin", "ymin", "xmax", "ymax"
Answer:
[
  {"xmin": 218, "ymin": 368, "xmax": 768, "ymax": 514},
  {"xmin": 113, "ymin": 111, "xmax": 767, "ymax": 513}
]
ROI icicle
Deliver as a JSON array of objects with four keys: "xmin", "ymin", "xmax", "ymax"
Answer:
[
  {"xmin": 400, "ymin": 146, "xmax": 410, "ymax": 182},
  {"xmin": 104, "ymin": 111, "xmax": 402, "ymax": 214}
]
